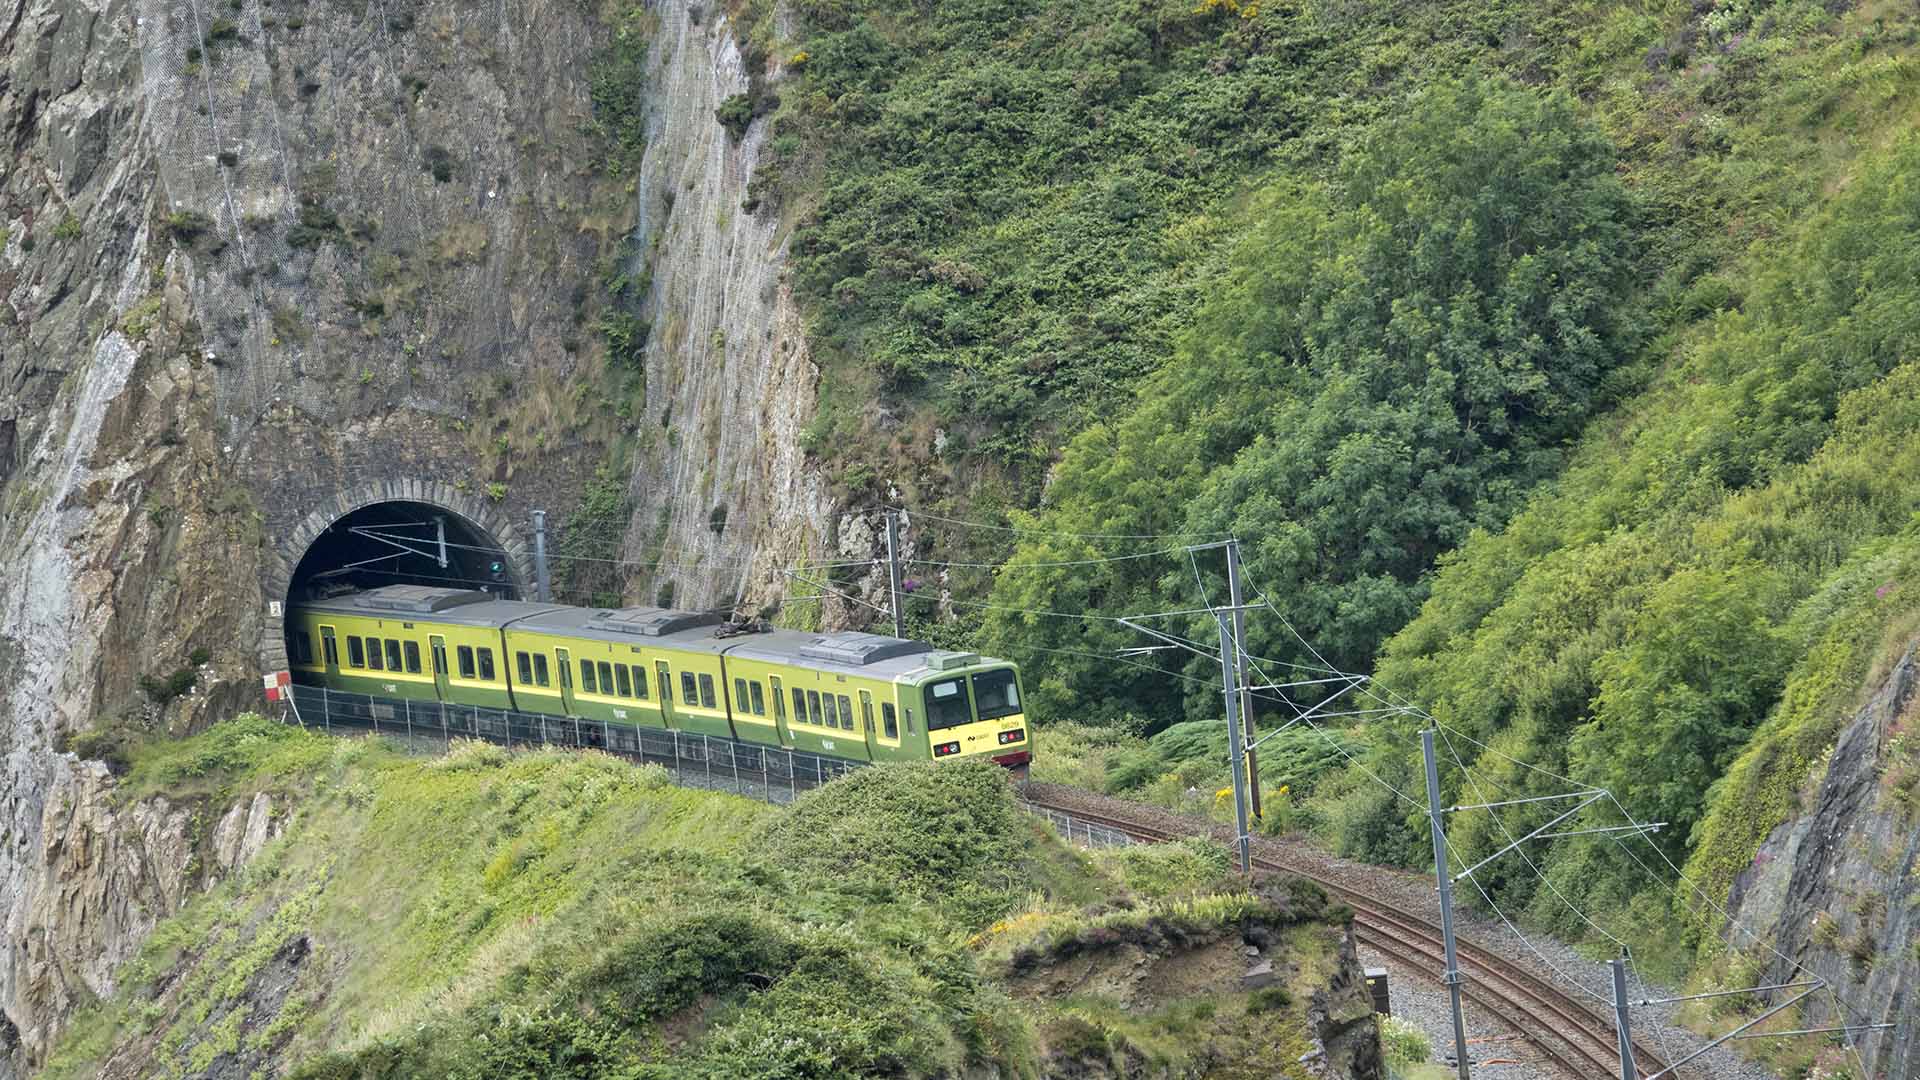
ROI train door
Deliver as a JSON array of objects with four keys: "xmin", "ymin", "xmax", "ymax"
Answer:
[
  {"xmin": 319, "ymin": 625, "xmax": 340, "ymax": 677},
  {"xmin": 770, "ymin": 675, "xmax": 789, "ymax": 745},
  {"xmin": 429, "ymin": 636, "xmax": 450, "ymax": 700},
  {"xmin": 556, "ymin": 647, "xmax": 577, "ymax": 715},
  {"xmin": 655, "ymin": 660, "xmax": 675, "ymax": 729},
  {"xmin": 859, "ymin": 689, "xmax": 878, "ymax": 756}
]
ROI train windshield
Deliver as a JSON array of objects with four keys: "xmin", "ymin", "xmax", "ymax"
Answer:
[
  {"xmin": 971, "ymin": 669, "xmax": 1021, "ymax": 720},
  {"xmin": 925, "ymin": 677, "xmax": 973, "ymax": 730}
]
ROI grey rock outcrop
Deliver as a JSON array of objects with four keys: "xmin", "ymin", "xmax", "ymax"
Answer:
[
  {"xmin": 0, "ymin": 0, "xmax": 836, "ymax": 1071},
  {"xmin": 621, "ymin": 2, "xmax": 834, "ymax": 615},
  {"xmin": 1726, "ymin": 644, "xmax": 1920, "ymax": 1080},
  {"xmin": 0, "ymin": 759, "xmax": 281, "ymax": 1080},
  {"xmin": 1304, "ymin": 929, "xmax": 1386, "ymax": 1080}
]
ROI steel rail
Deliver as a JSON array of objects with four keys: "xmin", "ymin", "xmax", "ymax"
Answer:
[{"xmin": 1021, "ymin": 793, "xmax": 1672, "ymax": 1080}]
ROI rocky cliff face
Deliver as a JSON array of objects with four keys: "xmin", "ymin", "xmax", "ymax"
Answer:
[
  {"xmin": 0, "ymin": 761, "xmax": 279, "ymax": 1079},
  {"xmin": 619, "ymin": 2, "xmax": 834, "ymax": 615},
  {"xmin": 0, "ymin": 0, "xmax": 838, "ymax": 1068},
  {"xmin": 1727, "ymin": 643, "xmax": 1920, "ymax": 1080}
]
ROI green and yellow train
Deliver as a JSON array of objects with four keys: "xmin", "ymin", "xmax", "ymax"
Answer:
[{"xmin": 286, "ymin": 584, "xmax": 1032, "ymax": 769}]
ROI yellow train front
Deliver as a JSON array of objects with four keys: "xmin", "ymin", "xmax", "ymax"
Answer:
[{"xmin": 284, "ymin": 585, "xmax": 1031, "ymax": 772}]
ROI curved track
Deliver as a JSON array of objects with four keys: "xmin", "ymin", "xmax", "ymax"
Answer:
[{"xmin": 1023, "ymin": 793, "xmax": 1669, "ymax": 1080}]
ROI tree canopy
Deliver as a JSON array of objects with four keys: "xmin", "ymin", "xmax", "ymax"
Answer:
[{"xmin": 981, "ymin": 78, "xmax": 1640, "ymax": 725}]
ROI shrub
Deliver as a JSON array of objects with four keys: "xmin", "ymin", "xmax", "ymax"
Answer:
[
  {"xmin": 139, "ymin": 667, "xmax": 198, "ymax": 703},
  {"xmin": 164, "ymin": 211, "xmax": 213, "ymax": 243},
  {"xmin": 757, "ymin": 761, "xmax": 1028, "ymax": 924},
  {"xmin": 1381, "ymin": 1015, "xmax": 1430, "ymax": 1073},
  {"xmin": 421, "ymin": 145, "xmax": 454, "ymax": 182},
  {"xmin": 565, "ymin": 912, "xmax": 798, "ymax": 1021},
  {"xmin": 715, "ymin": 93, "xmax": 754, "ymax": 139},
  {"xmin": 599, "ymin": 310, "xmax": 650, "ymax": 368}
]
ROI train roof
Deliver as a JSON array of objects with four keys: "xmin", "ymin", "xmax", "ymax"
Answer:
[
  {"xmin": 292, "ymin": 586, "xmax": 1012, "ymax": 681},
  {"xmin": 292, "ymin": 585, "xmax": 565, "ymax": 628},
  {"xmin": 723, "ymin": 629, "xmax": 1000, "ymax": 682},
  {"xmin": 508, "ymin": 604, "xmax": 734, "ymax": 655}
]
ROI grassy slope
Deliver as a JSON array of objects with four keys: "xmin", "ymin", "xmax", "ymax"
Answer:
[{"xmin": 43, "ymin": 719, "xmax": 1361, "ymax": 1079}]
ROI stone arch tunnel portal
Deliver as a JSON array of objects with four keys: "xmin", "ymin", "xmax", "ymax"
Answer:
[
  {"xmin": 285, "ymin": 500, "xmax": 524, "ymax": 607},
  {"xmin": 261, "ymin": 484, "xmax": 536, "ymax": 680}
]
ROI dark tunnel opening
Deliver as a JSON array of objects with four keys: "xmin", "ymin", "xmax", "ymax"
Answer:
[{"xmin": 285, "ymin": 501, "xmax": 522, "ymax": 610}]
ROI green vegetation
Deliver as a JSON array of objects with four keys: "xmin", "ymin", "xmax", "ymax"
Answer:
[
  {"xmin": 45, "ymin": 720, "xmax": 1357, "ymax": 1078},
  {"xmin": 586, "ymin": 4, "xmax": 656, "ymax": 170},
  {"xmin": 1309, "ymin": 136, "xmax": 1920, "ymax": 961},
  {"xmin": 1380, "ymin": 1016, "xmax": 1433, "ymax": 1080},
  {"xmin": 738, "ymin": 0, "xmax": 1920, "ymax": 991},
  {"xmin": 981, "ymin": 77, "xmax": 1639, "ymax": 718},
  {"xmin": 163, "ymin": 211, "xmax": 213, "ymax": 243},
  {"xmin": 552, "ymin": 463, "xmax": 634, "ymax": 607}
]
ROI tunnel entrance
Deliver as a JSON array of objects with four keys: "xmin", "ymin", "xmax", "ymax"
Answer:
[{"xmin": 285, "ymin": 500, "xmax": 522, "ymax": 606}]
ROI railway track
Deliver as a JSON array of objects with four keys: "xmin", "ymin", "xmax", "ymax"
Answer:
[{"xmin": 1023, "ymin": 792, "xmax": 1670, "ymax": 1080}]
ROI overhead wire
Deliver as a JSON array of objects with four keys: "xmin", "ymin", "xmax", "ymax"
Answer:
[
  {"xmin": 1427, "ymin": 713, "xmax": 1882, "ymax": 1036},
  {"xmin": 1247, "ymin": 579, "xmax": 1870, "ymax": 1075},
  {"xmin": 889, "ymin": 506, "xmax": 1234, "ymax": 542}
]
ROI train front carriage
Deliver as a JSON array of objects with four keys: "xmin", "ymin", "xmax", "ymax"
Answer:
[{"xmin": 912, "ymin": 655, "xmax": 1030, "ymax": 774}]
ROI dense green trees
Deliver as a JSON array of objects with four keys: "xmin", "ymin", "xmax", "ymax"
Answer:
[
  {"xmin": 736, "ymin": 0, "xmax": 1920, "ymax": 975},
  {"xmin": 1329, "ymin": 132, "xmax": 1920, "ymax": 943},
  {"xmin": 980, "ymin": 79, "xmax": 1639, "ymax": 722}
]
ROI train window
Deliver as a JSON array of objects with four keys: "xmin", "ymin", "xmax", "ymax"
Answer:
[
  {"xmin": 750, "ymin": 681, "xmax": 765, "ymax": 716},
  {"xmin": 807, "ymin": 690, "xmax": 824, "ymax": 727},
  {"xmin": 883, "ymin": 702, "xmax": 898, "ymax": 739},
  {"xmin": 322, "ymin": 632, "xmax": 338, "ymax": 667},
  {"xmin": 971, "ymin": 669, "xmax": 1022, "ymax": 720},
  {"xmin": 681, "ymin": 672, "xmax": 698, "ymax": 706},
  {"xmin": 404, "ymin": 641, "xmax": 422, "ymax": 674},
  {"xmin": 839, "ymin": 695, "xmax": 854, "ymax": 730},
  {"xmin": 699, "ymin": 674, "xmax": 716, "ymax": 709},
  {"xmin": 598, "ymin": 662, "xmax": 614, "ymax": 696},
  {"xmin": 580, "ymin": 660, "xmax": 597, "ymax": 693},
  {"xmin": 292, "ymin": 631, "xmax": 312, "ymax": 665},
  {"xmin": 822, "ymin": 693, "xmax": 838, "ymax": 728},
  {"xmin": 734, "ymin": 678, "xmax": 749, "ymax": 714},
  {"xmin": 478, "ymin": 649, "xmax": 496, "ymax": 681},
  {"xmin": 633, "ymin": 666, "xmax": 649, "ymax": 699},
  {"xmin": 366, "ymin": 638, "xmax": 384, "ymax": 671},
  {"xmin": 385, "ymin": 639, "xmax": 403, "ymax": 672},
  {"xmin": 533, "ymin": 654, "xmax": 550, "ymax": 687},
  {"xmin": 516, "ymin": 651, "xmax": 532, "ymax": 684},
  {"xmin": 925, "ymin": 678, "xmax": 971, "ymax": 730},
  {"xmin": 348, "ymin": 636, "xmax": 366, "ymax": 668},
  {"xmin": 615, "ymin": 665, "xmax": 632, "ymax": 698},
  {"xmin": 459, "ymin": 646, "xmax": 476, "ymax": 679},
  {"xmin": 792, "ymin": 688, "xmax": 807, "ymax": 725}
]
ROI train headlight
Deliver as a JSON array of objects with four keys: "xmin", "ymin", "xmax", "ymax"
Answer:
[
  {"xmin": 934, "ymin": 741, "xmax": 961, "ymax": 757},
  {"xmin": 998, "ymin": 729, "xmax": 1025, "ymax": 745}
]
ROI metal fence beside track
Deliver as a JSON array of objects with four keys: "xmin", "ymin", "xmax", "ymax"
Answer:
[
  {"xmin": 1022, "ymin": 804, "xmax": 1137, "ymax": 849},
  {"xmin": 284, "ymin": 685, "xmax": 866, "ymax": 804}
]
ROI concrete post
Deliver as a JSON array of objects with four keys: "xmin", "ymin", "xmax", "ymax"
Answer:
[
  {"xmin": 885, "ymin": 511, "xmax": 906, "ymax": 639},
  {"xmin": 532, "ymin": 510, "xmax": 552, "ymax": 602}
]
